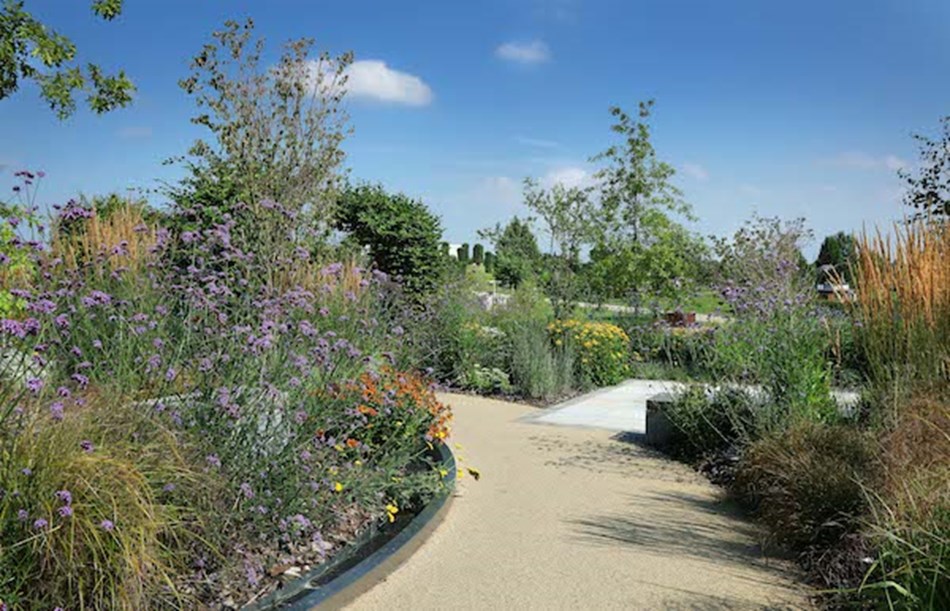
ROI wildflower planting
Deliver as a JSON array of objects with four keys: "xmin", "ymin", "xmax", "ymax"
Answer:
[
  {"xmin": 547, "ymin": 319, "xmax": 630, "ymax": 387},
  {"xmin": 0, "ymin": 171, "xmax": 453, "ymax": 608}
]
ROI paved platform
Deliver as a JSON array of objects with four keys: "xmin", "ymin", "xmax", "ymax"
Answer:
[
  {"xmin": 520, "ymin": 379, "xmax": 685, "ymax": 433},
  {"xmin": 521, "ymin": 379, "xmax": 861, "ymax": 434}
]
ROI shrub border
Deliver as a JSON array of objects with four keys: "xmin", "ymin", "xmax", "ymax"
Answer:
[{"xmin": 245, "ymin": 443, "xmax": 456, "ymax": 610}]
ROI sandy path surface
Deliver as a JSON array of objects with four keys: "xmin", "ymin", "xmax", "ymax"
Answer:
[{"xmin": 346, "ymin": 393, "xmax": 810, "ymax": 610}]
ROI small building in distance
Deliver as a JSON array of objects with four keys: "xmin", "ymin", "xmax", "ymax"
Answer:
[{"xmin": 816, "ymin": 264, "xmax": 854, "ymax": 302}]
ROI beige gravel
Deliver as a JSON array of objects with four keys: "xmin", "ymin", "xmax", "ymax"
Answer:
[{"xmin": 346, "ymin": 393, "xmax": 811, "ymax": 610}]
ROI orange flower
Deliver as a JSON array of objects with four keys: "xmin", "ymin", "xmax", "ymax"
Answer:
[
  {"xmin": 346, "ymin": 438, "xmax": 360, "ymax": 449},
  {"xmin": 357, "ymin": 404, "xmax": 378, "ymax": 417}
]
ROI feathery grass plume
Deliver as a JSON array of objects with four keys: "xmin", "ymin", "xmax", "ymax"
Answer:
[
  {"xmin": 51, "ymin": 201, "xmax": 158, "ymax": 274},
  {"xmin": 843, "ymin": 219, "xmax": 950, "ymax": 411}
]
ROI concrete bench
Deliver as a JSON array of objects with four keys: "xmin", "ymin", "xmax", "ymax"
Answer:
[{"xmin": 645, "ymin": 392, "xmax": 675, "ymax": 448}]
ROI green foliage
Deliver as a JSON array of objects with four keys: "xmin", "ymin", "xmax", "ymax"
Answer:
[
  {"xmin": 900, "ymin": 116, "xmax": 949, "ymax": 218},
  {"xmin": 495, "ymin": 284, "xmax": 574, "ymax": 400},
  {"xmin": 0, "ymin": 400, "xmax": 211, "ymax": 609},
  {"xmin": 170, "ymin": 18, "xmax": 350, "ymax": 246},
  {"xmin": 457, "ymin": 242, "xmax": 469, "ymax": 263},
  {"xmin": 483, "ymin": 251, "xmax": 495, "ymax": 274},
  {"xmin": 734, "ymin": 423, "xmax": 878, "ymax": 551},
  {"xmin": 585, "ymin": 211, "xmax": 706, "ymax": 306},
  {"xmin": 0, "ymin": 203, "xmax": 36, "ymax": 317},
  {"xmin": 403, "ymin": 274, "xmax": 485, "ymax": 381},
  {"xmin": 0, "ymin": 0, "xmax": 134, "ymax": 117},
  {"xmin": 522, "ymin": 179, "xmax": 596, "ymax": 316},
  {"xmin": 664, "ymin": 386, "xmax": 756, "ymax": 460},
  {"xmin": 710, "ymin": 314, "xmax": 837, "ymax": 430},
  {"xmin": 815, "ymin": 231, "xmax": 856, "ymax": 283},
  {"xmin": 335, "ymin": 183, "xmax": 444, "ymax": 296},
  {"xmin": 458, "ymin": 363, "xmax": 511, "ymax": 394},
  {"xmin": 481, "ymin": 216, "xmax": 540, "ymax": 288},
  {"xmin": 626, "ymin": 324, "xmax": 714, "ymax": 378},
  {"xmin": 506, "ymin": 319, "xmax": 568, "ymax": 400},
  {"xmin": 590, "ymin": 101, "xmax": 694, "ymax": 310},
  {"xmin": 464, "ymin": 262, "xmax": 494, "ymax": 292},
  {"xmin": 472, "ymin": 243, "xmax": 484, "ymax": 265}
]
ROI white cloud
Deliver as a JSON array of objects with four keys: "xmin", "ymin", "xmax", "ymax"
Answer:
[
  {"xmin": 344, "ymin": 60, "xmax": 433, "ymax": 106},
  {"xmin": 515, "ymin": 135, "xmax": 559, "ymax": 149},
  {"xmin": 495, "ymin": 40, "xmax": 551, "ymax": 64},
  {"xmin": 311, "ymin": 59, "xmax": 432, "ymax": 106},
  {"xmin": 681, "ymin": 162, "xmax": 709, "ymax": 181},
  {"xmin": 883, "ymin": 154, "xmax": 908, "ymax": 171},
  {"xmin": 828, "ymin": 151, "xmax": 908, "ymax": 172},
  {"xmin": 541, "ymin": 166, "xmax": 592, "ymax": 189},
  {"xmin": 478, "ymin": 176, "xmax": 522, "ymax": 208}
]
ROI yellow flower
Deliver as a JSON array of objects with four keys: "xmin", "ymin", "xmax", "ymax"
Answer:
[
  {"xmin": 334, "ymin": 482, "xmax": 344, "ymax": 492},
  {"xmin": 438, "ymin": 467, "xmax": 449, "ymax": 478},
  {"xmin": 386, "ymin": 502, "xmax": 399, "ymax": 522}
]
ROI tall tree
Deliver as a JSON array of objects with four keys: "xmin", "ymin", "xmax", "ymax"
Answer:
[
  {"xmin": 815, "ymin": 231, "xmax": 856, "ymax": 283},
  {"xmin": 589, "ymin": 101, "xmax": 696, "ymax": 311},
  {"xmin": 522, "ymin": 178, "xmax": 598, "ymax": 316},
  {"xmin": 900, "ymin": 116, "xmax": 949, "ymax": 218},
  {"xmin": 0, "ymin": 0, "xmax": 134, "ymax": 117},
  {"xmin": 171, "ymin": 18, "xmax": 352, "ymax": 246},
  {"xmin": 472, "ymin": 243, "xmax": 484, "ymax": 265},
  {"xmin": 479, "ymin": 216, "xmax": 541, "ymax": 289}
]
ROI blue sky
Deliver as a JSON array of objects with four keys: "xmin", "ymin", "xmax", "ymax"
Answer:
[{"xmin": 2, "ymin": 0, "xmax": 949, "ymax": 257}]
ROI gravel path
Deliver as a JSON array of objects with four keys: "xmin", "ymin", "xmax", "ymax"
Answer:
[{"xmin": 346, "ymin": 393, "xmax": 810, "ymax": 610}]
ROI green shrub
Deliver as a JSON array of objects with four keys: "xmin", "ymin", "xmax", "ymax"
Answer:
[
  {"xmin": 335, "ymin": 184, "xmax": 445, "ymax": 296},
  {"xmin": 459, "ymin": 363, "xmax": 512, "ymax": 394},
  {"xmin": 494, "ymin": 285, "xmax": 573, "ymax": 399},
  {"xmin": 507, "ymin": 319, "xmax": 573, "ymax": 400},
  {"xmin": 734, "ymin": 423, "xmax": 879, "ymax": 552},
  {"xmin": 665, "ymin": 385, "xmax": 755, "ymax": 460}
]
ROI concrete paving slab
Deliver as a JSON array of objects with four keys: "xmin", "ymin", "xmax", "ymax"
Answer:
[
  {"xmin": 521, "ymin": 379, "xmax": 861, "ymax": 434},
  {"xmin": 520, "ymin": 379, "xmax": 687, "ymax": 433}
]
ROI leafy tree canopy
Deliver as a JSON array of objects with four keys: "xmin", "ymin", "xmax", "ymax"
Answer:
[
  {"xmin": 334, "ymin": 183, "xmax": 444, "ymax": 296},
  {"xmin": 0, "ymin": 0, "xmax": 134, "ymax": 117},
  {"xmin": 900, "ymin": 116, "xmax": 949, "ymax": 218},
  {"xmin": 815, "ymin": 231, "xmax": 856, "ymax": 283},
  {"xmin": 479, "ymin": 216, "xmax": 541, "ymax": 289}
]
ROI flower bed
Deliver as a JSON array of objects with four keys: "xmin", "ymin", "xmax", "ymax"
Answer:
[
  {"xmin": 0, "ymin": 179, "xmax": 453, "ymax": 609},
  {"xmin": 547, "ymin": 319, "xmax": 631, "ymax": 387}
]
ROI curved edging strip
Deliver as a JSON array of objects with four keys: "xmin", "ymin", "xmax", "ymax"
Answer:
[{"xmin": 246, "ymin": 443, "xmax": 456, "ymax": 610}]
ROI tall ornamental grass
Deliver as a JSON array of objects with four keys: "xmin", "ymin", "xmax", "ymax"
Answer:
[{"xmin": 847, "ymin": 220, "xmax": 950, "ymax": 409}]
